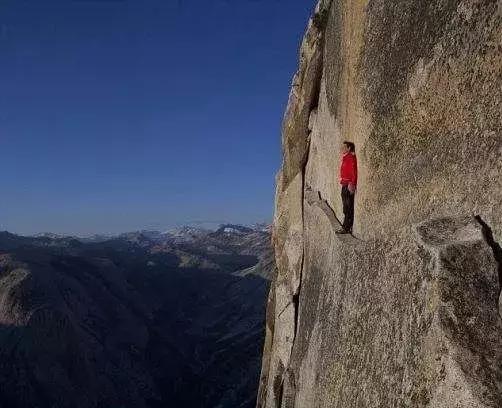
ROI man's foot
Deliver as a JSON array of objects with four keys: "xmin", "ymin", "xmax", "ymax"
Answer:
[{"xmin": 335, "ymin": 228, "xmax": 350, "ymax": 234}]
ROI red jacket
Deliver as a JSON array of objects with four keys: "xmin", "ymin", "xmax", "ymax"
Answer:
[{"xmin": 340, "ymin": 153, "xmax": 357, "ymax": 186}]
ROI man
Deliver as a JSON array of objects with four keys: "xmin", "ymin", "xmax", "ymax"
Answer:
[{"xmin": 336, "ymin": 141, "xmax": 357, "ymax": 235}]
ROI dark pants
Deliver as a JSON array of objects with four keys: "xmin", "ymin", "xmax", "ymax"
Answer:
[{"xmin": 341, "ymin": 185, "xmax": 355, "ymax": 232}]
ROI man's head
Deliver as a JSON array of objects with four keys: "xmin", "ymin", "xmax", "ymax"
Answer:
[{"xmin": 342, "ymin": 141, "xmax": 355, "ymax": 154}]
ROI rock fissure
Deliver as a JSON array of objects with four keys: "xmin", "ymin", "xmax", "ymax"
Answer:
[
  {"xmin": 475, "ymin": 215, "xmax": 502, "ymax": 314},
  {"xmin": 276, "ymin": 301, "xmax": 293, "ymax": 319},
  {"xmin": 475, "ymin": 215, "xmax": 502, "ymax": 281},
  {"xmin": 272, "ymin": 361, "xmax": 286, "ymax": 408},
  {"xmin": 414, "ymin": 216, "xmax": 502, "ymax": 406},
  {"xmin": 276, "ymin": 378, "xmax": 284, "ymax": 408},
  {"xmin": 292, "ymin": 127, "xmax": 311, "ymax": 339},
  {"xmin": 292, "ymin": 287, "xmax": 301, "ymax": 340}
]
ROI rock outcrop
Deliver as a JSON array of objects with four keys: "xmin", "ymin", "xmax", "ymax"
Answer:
[{"xmin": 258, "ymin": 1, "xmax": 502, "ymax": 407}]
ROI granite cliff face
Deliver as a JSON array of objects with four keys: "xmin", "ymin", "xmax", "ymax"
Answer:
[{"xmin": 258, "ymin": 1, "xmax": 502, "ymax": 407}]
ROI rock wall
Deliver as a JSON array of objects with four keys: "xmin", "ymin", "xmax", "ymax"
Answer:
[{"xmin": 257, "ymin": 1, "xmax": 502, "ymax": 407}]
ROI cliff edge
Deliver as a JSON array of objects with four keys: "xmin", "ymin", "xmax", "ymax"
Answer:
[{"xmin": 258, "ymin": 0, "xmax": 502, "ymax": 407}]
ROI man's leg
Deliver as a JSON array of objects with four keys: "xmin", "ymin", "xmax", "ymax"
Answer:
[
  {"xmin": 347, "ymin": 191, "xmax": 355, "ymax": 232},
  {"xmin": 341, "ymin": 186, "xmax": 351, "ymax": 232}
]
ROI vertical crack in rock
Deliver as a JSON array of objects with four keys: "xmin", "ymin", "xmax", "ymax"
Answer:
[
  {"xmin": 294, "ymin": 134, "xmax": 311, "ymax": 339},
  {"xmin": 286, "ymin": 0, "xmax": 328, "ymax": 380},
  {"xmin": 475, "ymin": 215, "xmax": 502, "ymax": 315},
  {"xmin": 308, "ymin": 65, "xmax": 323, "ymax": 114},
  {"xmin": 280, "ymin": 0, "xmax": 330, "ymax": 189},
  {"xmin": 415, "ymin": 216, "xmax": 502, "ymax": 406},
  {"xmin": 277, "ymin": 107, "xmax": 313, "ymax": 408},
  {"xmin": 292, "ymin": 292, "xmax": 300, "ymax": 337},
  {"xmin": 257, "ymin": 284, "xmax": 276, "ymax": 408},
  {"xmin": 272, "ymin": 361, "xmax": 285, "ymax": 408},
  {"xmin": 274, "ymin": 12, "xmax": 326, "ymax": 401}
]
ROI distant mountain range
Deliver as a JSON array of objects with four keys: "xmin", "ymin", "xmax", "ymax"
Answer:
[{"xmin": 0, "ymin": 224, "xmax": 275, "ymax": 408}]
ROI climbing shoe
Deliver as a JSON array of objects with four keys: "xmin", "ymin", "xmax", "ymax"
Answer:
[{"xmin": 335, "ymin": 228, "xmax": 350, "ymax": 234}]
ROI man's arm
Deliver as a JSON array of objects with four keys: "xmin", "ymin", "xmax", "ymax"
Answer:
[{"xmin": 348, "ymin": 156, "xmax": 357, "ymax": 194}]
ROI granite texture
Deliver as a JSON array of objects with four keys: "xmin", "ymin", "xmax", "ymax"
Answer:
[{"xmin": 257, "ymin": 1, "xmax": 502, "ymax": 406}]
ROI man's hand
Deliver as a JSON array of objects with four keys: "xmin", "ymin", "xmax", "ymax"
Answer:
[{"xmin": 348, "ymin": 183, "xmax": 356, "ymax": 194}]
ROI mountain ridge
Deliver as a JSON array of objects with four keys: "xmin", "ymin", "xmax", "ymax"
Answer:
[{"xmin": 0, "ymin": 223, "xmax": 275, "ymax": 407}]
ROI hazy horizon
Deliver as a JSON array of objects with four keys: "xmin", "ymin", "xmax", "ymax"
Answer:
[
  {"xmin": 2, "ymin": 218, "xmax": 272, "ymax": 237},
  {"xmin": 0, "ymin": 0, "xmax": 314, "ymax": 235}
]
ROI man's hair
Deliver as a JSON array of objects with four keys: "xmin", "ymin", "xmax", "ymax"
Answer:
[{"xmin": 343, "ymin": 141, "xmax": 355, "ymax": 152}]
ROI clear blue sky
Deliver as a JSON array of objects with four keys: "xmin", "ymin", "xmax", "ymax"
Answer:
[{"xmin": 0, "ymin": 0, "xmax": 315, "ymax": 235}]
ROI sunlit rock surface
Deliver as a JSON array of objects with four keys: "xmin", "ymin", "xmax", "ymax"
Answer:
[{"xmin": 258, "ymin": 1, "xmax": 502, "ymax": 407}]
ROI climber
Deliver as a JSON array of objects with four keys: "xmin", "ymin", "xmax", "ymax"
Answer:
[{"xmin": 336, "ymin": 141, "xmax": 357, "ymax": 235}]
